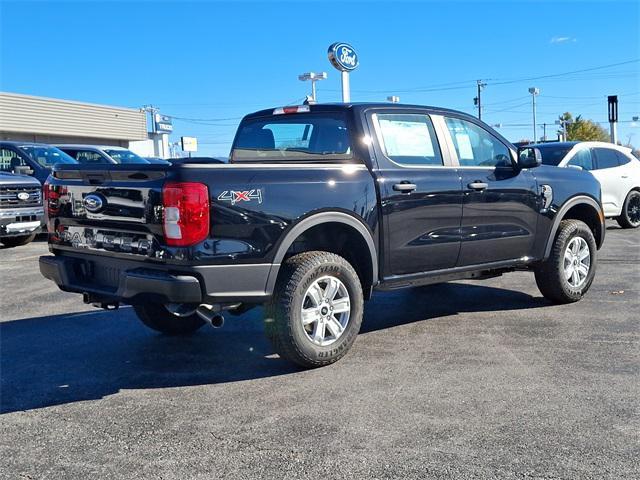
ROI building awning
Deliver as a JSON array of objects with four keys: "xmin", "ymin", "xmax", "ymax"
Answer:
[{"xmin": 0, "ymin": 92, "xmax": 148, "ymax": 141}]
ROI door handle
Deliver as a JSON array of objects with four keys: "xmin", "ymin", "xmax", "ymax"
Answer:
[
  {"xmin": 467, "ymin": 181, "xmax": 488, "ymax": 191},
  {"xmin": 393, "ymin": 182, "xmax": 417, "ymax": 193},
  {"xmin": 621, "ymin": 175, "xmax": 629, "ymax": 179}
]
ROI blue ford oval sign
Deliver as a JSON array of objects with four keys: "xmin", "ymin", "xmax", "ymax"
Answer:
[
  {"xmin": 328, "ymin": 42, "xmax": 359, "ymax": 72},
  {"xmin": 83, "ymin": 194, "xmax": 104, "ymax": 213}
]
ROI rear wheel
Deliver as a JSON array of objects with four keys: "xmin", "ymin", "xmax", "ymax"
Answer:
[
  {"xmin": 133, "ymin": 303, "xmax": 205, "ymax": 335},
  {"xmin": 616, "ymin": 190, "xmax": 640, "ymax": 229},
  {"xmin": 534, "ymin": 219, "xmax": 597, "ymax": 304},
  {"xmin": 265, "ymin": 251, "xmax": 364, "ymax": 368},
  {"xmin": 1, "ymin": 233, "xmax": 36, "ymax": 248}
]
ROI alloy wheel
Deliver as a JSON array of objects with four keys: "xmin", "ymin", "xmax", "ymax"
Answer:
[
  {"xmin": 627, "ymin": 194, "xmax": 640, "ymax": 226},
  {"xmin": 563, "ymin": 237, "xmax": 591, "ymax": 288},
  {"xmin": 301, "ymin": 275, "xmax": 351, "ymax": 347}
]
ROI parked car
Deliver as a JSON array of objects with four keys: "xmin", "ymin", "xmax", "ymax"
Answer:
[
  {"xmin": 144, "ymin": 156, "xmax": 172, "ymax": 165},
  {"xmin": 40, "ymin": 103, "xmax": 605, "ymax": 368},
  {"xmin": 0, "ymin": 141, "xmax": 78, "ymax": 183},
  {"xmin": 0, "ymin": 171, "xmax": 44, "ymax": 247},
  {"xmin": 533, "ymin": 141, "xmax": 640, "ymax": 228},
  {"xmin": 56, "ymin": 145, "xmax": 150, "ymax": 165}
]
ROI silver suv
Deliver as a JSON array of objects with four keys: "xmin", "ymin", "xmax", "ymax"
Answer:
[{"xmin": 55, "ymin": 145, "xmax": 150, "ymax": 165}]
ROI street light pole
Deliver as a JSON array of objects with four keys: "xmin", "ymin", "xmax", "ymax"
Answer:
[
  {"xmin": 298, "ymin": 72, "xmax": 328, "ymax": 103},
  {"xmin": 528, "ymin": 87, "xmax": 540, "ymax": 141}
]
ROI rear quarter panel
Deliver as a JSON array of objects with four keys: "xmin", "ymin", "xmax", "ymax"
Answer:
[{"xmin": 168, "ymin": 163, "xmax": 379, "ymax": 265}]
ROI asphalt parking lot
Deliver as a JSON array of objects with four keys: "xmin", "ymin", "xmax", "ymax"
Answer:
[{"xmin": 1, "ymin": 224, "xmax": 638, "ymax": 480}]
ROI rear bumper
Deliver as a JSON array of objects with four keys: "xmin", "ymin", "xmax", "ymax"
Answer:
[{"xmin": 39, "ymin": 253, "xmax": 275, "ymax": 305}]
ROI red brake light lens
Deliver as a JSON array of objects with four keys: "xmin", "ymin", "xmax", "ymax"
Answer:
[{"xmin": 162, "ymin": 182, "xmax": 210, "ymax": 246}]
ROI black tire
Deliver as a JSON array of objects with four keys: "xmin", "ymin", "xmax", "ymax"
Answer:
[
  {"xmin": 616, "ymin": 190, "xmax": 640, "ymax": 229},
  {"xmin": 1, "ymin": 233, "xmax": 36, "ymax": 248},
  {"xmin": 133, "ymin": 303, "xmax": 205, "ymax": 335},
  {"xmin": 265, "ymin": 251, "xmax": 364, "ymax": 368},
  {"xmin": 534, "ymin": 219, "xmax": 597, "ymax": 304}
]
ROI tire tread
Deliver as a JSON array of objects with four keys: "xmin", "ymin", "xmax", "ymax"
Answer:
[
  {"xmin": 534, "ymin": 219, "xmax": 596, "ymax": 304},
  {"xmin": 265, "ymin": 251, "xmax": 363, "ymax": 368}
]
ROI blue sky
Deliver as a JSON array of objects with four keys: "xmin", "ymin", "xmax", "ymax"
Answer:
[{"xmin": 1, "ymin": 0, "xmax": 639, "ymax": 156}]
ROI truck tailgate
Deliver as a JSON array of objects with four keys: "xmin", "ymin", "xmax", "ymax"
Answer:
[{"xmin": 46, "ymin": 166, "xmax": 167, "ymax": 258}]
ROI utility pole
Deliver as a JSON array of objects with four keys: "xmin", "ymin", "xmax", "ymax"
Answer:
[
  {"xmin": 142, "ymin": 104, "xmax": 159, "ymax": 133},
  {"xmin": 476, "ymin": 80, "xmax": 486, "ymax": 120},
  {"xmin": 528, "ymin": 87, "xmax": 540, "ymax": 141},
  {"xmin": 542, "ymin": 123, "xmax": 547, "ymax": 142}
]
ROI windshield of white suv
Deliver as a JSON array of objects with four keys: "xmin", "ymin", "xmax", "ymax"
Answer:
[
  {"xmin": 103, "ymin": 149, "xmax": 150, "ymax": 164},
  {"xmin": 232, "ymin": 112, "xmax": 352, "ymax": 162},
  {"xmin": 19, "ymin": 145, "xmax": 77, "ymax": 167}
]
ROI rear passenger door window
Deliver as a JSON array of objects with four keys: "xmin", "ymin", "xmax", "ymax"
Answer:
[
  {"xmin": 615, "ymin": 151, "xmax": 631, "ymax": 166},
  {"xmin": 373, "ymin": 113, "xmax": 442, "ymax": 166},
  {"xmin": 593, "ymin": 148, "xmax": 620, "ymax": 169},
  {"xmin": 568, "ymin": 148, "xmax": 593, "ymax": 170},
  {"xmin": 445, "ymin": 117, "xmax": 512, "ymax": 167}
]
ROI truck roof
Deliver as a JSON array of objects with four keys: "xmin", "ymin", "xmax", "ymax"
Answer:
[
  {"xmin": 241, "ymin": 102, "xmax": 515, "ymax": 149},
  {"xmin": 243, "ymin": 102, "xmax": 480, "ymax": 120}
]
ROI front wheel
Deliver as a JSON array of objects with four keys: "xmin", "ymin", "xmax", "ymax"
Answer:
[
  {"xmin": 133, "ymin": 303, "xmax": 205, "ymax": 335},
  {"xmin": 616, "ymin": 190, "xmax": 640, "ymax": 229},
  {"xmin": 1, "ymin": 233, "xmax": 36, "ymax": 248},
  {"xmin": 534, "ymin": 219, "xmax": 597, "ymax": 304},
  {"xmin": 265, "ymin": 251, "xmax": 364, "ymax": 368}
]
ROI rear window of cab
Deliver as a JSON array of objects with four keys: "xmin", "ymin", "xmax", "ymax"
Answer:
[{"xmin": 231, "ymin": 112, "xmax": 352, "ymax": 162}]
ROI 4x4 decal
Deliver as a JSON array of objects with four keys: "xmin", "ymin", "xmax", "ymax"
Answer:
[{"xmin": 217, "ymin": 189, "xmax": 263, "ymax": 205}]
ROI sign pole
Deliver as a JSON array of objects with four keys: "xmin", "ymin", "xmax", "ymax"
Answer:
[
  {"xmin": 341, "ymin": 71, "xmax": 350, "ymax": 103},
  {"xmin": 328, "ymin": 42, "xmax": 358, "ymax": 104},
  {"xmin": 608, "ymin": 95, "xmax": 618, "ymax": 144}
]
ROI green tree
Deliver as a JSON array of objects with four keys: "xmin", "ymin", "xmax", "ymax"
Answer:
[{"xmin": 557, "ymin": 112, "xmax": 610, "ymax": 142}]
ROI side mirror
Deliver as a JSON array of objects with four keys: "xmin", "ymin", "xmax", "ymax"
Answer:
[
  {"xmin": 517, "ymin": 146, "xmax": 542, "ymax": 169},
  {"xmin": 13, "ymin": 165, "xmax": 34, "ymax": 176}
]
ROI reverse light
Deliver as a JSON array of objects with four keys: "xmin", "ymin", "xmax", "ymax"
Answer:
[{"xmin": 162, "ymin": 182, "xmax": 210, "ymax": 246}]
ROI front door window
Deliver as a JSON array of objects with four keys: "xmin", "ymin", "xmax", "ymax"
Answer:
[{"xmin": 445, "ymin": 117, "xmax": 511, "ymax": 167}]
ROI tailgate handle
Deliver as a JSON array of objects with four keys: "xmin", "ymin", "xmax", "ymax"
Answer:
[{"xmin": 84, "ymin": 173, "xmax": 109, "ymax": 185}]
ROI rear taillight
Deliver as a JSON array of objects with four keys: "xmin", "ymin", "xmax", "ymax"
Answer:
[
  {"xmin": 162, "ymin": 182, "xmax": 210, "ymax": 246},
  {"xmin": 43, "ymin": 181, "xmax": 60, "ymax": 217}
]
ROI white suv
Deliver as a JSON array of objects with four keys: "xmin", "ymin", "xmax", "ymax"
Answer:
[{"xmin": 535, "ymin": 141, "xmax": 640, "ymax": 228}]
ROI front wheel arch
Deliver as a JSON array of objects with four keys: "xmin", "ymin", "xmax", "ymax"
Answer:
[{"xmin": 544, "ymin": 196, "xmax": 604, "ymax": 260}]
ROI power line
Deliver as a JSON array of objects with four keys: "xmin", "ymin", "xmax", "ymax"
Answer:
[{"xmin": 487, "ymin": 59, "xmax": 639, "ymax": 86}]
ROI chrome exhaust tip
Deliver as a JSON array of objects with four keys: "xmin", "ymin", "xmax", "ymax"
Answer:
[{"xmin": 196, "ymin": 304, "xmax": 225, "ymax": 328}]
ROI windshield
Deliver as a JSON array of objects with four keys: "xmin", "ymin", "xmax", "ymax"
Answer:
[
  {"xmin": 537, "ymin": 144, "xmax": 574, "ymax": 166},
  {"xmin": 232, "ymin": 112, "xmax": 352, "ymax": 162},
  {"xmin": 19, "ymin": 145, "xmax": 77, "ymax": 167},
  {"xmin": 103, "ymin": 149, "xmax": 150, "ymax": 164}
]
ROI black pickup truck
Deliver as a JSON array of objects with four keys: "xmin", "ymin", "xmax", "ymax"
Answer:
[{"xmin": 40, "ymin": 103, "xmax": 605, "ymax": 367}]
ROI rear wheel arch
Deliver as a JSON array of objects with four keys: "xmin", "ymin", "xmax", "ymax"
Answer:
[
  {"xmin": 266, "ymin": 212, "xmax": 378, "ymax": 298},
  {"xmin": 544, "ymin": 196, "xmax": 604, "ymax": 259}
]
